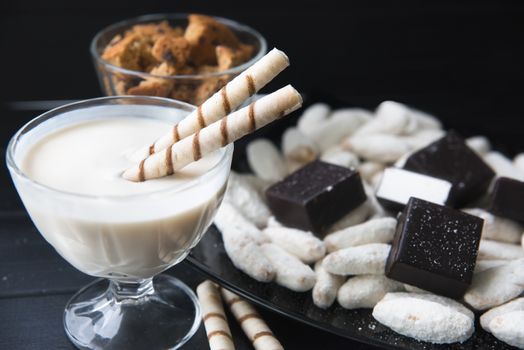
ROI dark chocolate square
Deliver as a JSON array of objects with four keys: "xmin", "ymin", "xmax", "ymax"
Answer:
[
  {"xmin": 265, "ymin": 160, "xmax": 366, "ymax": 235},
  {"xmin": 403, "ymin": 132, "xmax": 495, "ymax": 207},
  {"xmin": 489, "ymin": 177, "xmax": 524, "ymax": 222},
  {"xmin": 386, "ymin": 197, "xmax": 483, "ymax": 299}
]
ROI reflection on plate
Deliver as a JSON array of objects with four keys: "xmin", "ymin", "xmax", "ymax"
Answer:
[{"xmin": 187, "ymin": 226, "xmax": 514, "ymax": 350}]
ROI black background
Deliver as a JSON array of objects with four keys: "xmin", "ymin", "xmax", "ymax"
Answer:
[
  {"xmin": 1, "ymin": 1, "xmax": 524, "ymax": 349},
  {"xmin": 2, "ymin": 0, "xmax": 524, "ymax": 150}
]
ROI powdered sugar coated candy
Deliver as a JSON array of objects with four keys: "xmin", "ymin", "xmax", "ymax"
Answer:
[
  {"xmin": 463, "ymin": 208, "xmax": 523, "ymax": 244},
  {"xmin": 281, "ymin": 127, "xmax": 318, "ymax": 163},
  {"xmin": 358, "ymin": 162, "xmax": 385, "ymax": 184},
  {"xmin": 323, "ymin": 243, "xmax": 391, "ymax": 275},
  {"xmin": 260, "ymin": 243, "xmax": 316, "ymax": 292},
  {"xmin": 337, "ymin": 275, "xmax": 404, "ymax": 309},
  {"xmin": 480, "ymin": 297, "xmax": 524, "ymax": 332},
  {"xmin": 308, "ymin": 109, "xmax": 370, "ymax": 152},
  {"xmin": 263, "ymin": 226, "xmax": 325, "ymax": 264},
  {"xmin": 466, "ymin": 136, "xmax": 492, "ymax": 156},
  {"xmin": 343, "ymin": 134, "xmax": 411, "ymax": 163},
  {"xmin": 328, "ymin": 201, "xmax": 371, "ymax": 232},
  {"xmin": 225, "ymin": 172, "xmax": 271, "ymax": 228},
  {"xmin": 478, "ymin": 239, "xmax": 524, "ymax": 260},
  {"xmin": 474, "ymin": 260, "xmax": 508, "ymax": 274},
  {"xmin": 483, "ymin": 151, "xmax": 524, "ymax": 181},
  {"xmin": 215, "ymin": 202, "xmax": 269, "ymax": 245},
  {"xmin": 464, "ymin": 259, "xmax": 524, "ymax": 310},
  {"xmin": 320, "ymin": 146, "xmax": 360, "ymax": 169},
  {"xmin": 246, "ymin": 139, "xmax": 287, "ymax": 182},
  {"xmin": 372, "ymin": 292, "xmax": 475, "ymax": 344},
  {"xmin": 312, "ymin": 259, "xmax": 345, "ymax": 309},
  {"xmin": 514, "ymin": 153, "xmax": 524, "ymax": 173},
  {"xmin": 216, "ymin": 206, "xmax": 275, "ymax": 282},
  {"xmin": 488, "ymin": 311, "xmax": 524, "ymax": 349},
  {"xmin": 324, "ymin": 217, "xmax": 396, "ymax": 252},
  {"xmin": 297, "ymin": 103, "xmax": 331, "ymax": 136}
]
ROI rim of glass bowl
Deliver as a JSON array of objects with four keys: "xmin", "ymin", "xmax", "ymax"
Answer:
[
  {"xmin": 6, "ymin": 96, "xmax": 234, "ymax": 202},
  {"xmin": 90, "ymin": 13, "xmax": 268, "ymax": 80}
]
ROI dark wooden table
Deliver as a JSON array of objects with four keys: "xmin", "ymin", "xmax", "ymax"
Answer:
[{"xmin": 0, "ymin": 105, "xmax": 379, "ymax": 349}]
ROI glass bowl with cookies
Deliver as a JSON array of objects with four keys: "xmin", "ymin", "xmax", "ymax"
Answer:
[{"xmin": 90, "ymin": 13, "xmax": 267, "ymax": 105}]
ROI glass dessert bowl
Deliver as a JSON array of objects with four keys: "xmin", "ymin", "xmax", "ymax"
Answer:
[
  {"xmin": 6, "ymin": 96, "xmax": 233, "ymax": 350},
  {"xmin": 90, "ymin": 13, "xmax": 267, "ymax": 105}
]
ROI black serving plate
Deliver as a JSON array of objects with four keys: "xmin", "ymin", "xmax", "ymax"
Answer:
[{"xmin": 187, "ymin": 93, "xmax": 518, "ymax": 350}]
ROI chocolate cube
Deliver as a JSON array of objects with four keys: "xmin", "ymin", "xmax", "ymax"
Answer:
[
  {"xmin": 376, "ymin": 167, "xmax": 452, "ymax": 212},
  {"xmin": 386, "ymin": 197, "xmax": 483, "ymax": 299},
  {"xmin": 489, "ymin": 177, "xmax": 524, "ymax": 222},
  {"xmin": 403, "ymin": 132, "xmax": 495, "ymax": 206},
  {"xmin": 266, "ymin": 160, "xmax": 366, "ymax": 235}
]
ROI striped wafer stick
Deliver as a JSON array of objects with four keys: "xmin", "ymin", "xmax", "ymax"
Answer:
[
  {"xmin": 196, "ymin": 280, "xmax": 235, "ymax": 350},
  {"xmin": 220, "ymin": 287, "xmax": 284, "ymax": 350},
  {"xmin": 134, "ymin": 48, "xmax": 290, "ymax": 159},
  {"xmin": 123, "ymin": 85, "xmax": 302, "ymax": 181}
]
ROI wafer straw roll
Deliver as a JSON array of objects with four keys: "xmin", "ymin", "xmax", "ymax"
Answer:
[
  {"xmin": 196, "ymin": 281, "xmax": 235, "ymax": 350},
  {"xmin": 220, "ymin": 287, "xmax": 284, "ymax": 350},
  {"xmin": 124, "ymin": 85, "xmax": 302, "ymax": 182},
  {"xmin": 134, "ymin": 48, "xmax": 290, "ymax": 159}
]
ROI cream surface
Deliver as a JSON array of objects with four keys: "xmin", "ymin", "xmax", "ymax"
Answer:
[
  {"xmin": 21, "ymin": 117, "xmax": 222, "ymax": 196},
  {"xmin": 14, "ymin": 113, "xmax": 230, "ymax": 280}
]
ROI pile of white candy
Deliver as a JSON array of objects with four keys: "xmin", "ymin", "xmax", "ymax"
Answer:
[{"xmin": 214, "ymin": 100, "xmax": 524, "ymax": 347}]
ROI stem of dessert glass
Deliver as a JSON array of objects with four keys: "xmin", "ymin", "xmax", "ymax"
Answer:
[{"xmin": 109, "ymin": 278, "xmax": 155, "ymax": 301}]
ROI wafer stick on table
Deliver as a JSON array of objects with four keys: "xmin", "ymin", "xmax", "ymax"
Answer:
[
  {"xmin": 123, "ymin": 85, "xmax": 302, "ymax": 182},
  {"xmin": 220, "ymin": 287, "xmax": 284, "ymax": 350},
  {"xmin": 196, "ymin": 281, "xmax": 235, "ymax": 350},
  {"xmin": 134, "ymin": 48, "xmax": 290, "ymax": 159}
]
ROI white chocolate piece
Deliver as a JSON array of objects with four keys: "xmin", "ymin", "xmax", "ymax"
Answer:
[
  {"xmin": 134, "ymin": 48, "xmax": 290, "ymax": 159},
  {"xmin": 196, "ymin": 281, "xmax": 235, "ymax": 350},
  {"xmin": 312, "ymin": 259, "xmax": 345, "ymax": 309},
  {"xmin": 372, "ymin": 292, "xmax": 474, "ymax": 344},
  {"xmin": 308, "ymin": 109, "xmax": 369, "ymax": 152},
  {"xmin": 478, "ymin": 239, "xmax": 524, "ymax": 260},
  {"xmin": 402, "ymin": 129, "xmax": 445, "ymax": 151},
  {"xmin": 466, "ymin": 136, "xmax": 491, "ymax": 156},
  {"xmin": 376, "ymin": 168, "xmax": 452, "ymax": 207},
  {"xmin": 328, "ymin": 202, "xmax": 371, "ymax": 232},
  {"xmin": 225, "ymin": 172, "xmax": 271, "ymax": 228},
  {"xmin": 216, "ymin": 203, "xmax": 275, "ymax": 282},
  {"xmin": 323, "ymin": 243, "xmax": 391, "ymax": 275},
  {"xmin": 514, "ymin": 153, "xmax": 524, "ymax": 174},
  {"xmin": 260, "ymin": 243, "xmax": 316, "ymax": 292},
  {"xmin": 337, "ymin": 275, "xmax": 404, "ymax": 309},
  {"xmin": 463, "ymin": 208, "xmax": 523, "ymax": 244},
  {"xmin": 297, "ymin": 103, "xmax": 331, "ymax": 136},
  {"xmin": 220, "ymin": 288, "xmax": 284, "ymax": 350},
  {"xmin": 464, "ymin": 259, "xmax": 524, "ymax": 310},
  {"xmin": 343, "ymin": 134, "xmax": 411, "ymax": 163},
  {"xmin": 483, "ymin": 151, "xmax": 524, "ymax": 181},
  {"xmin": 474, "ymin": 260, "xmax": 508, "ymax": 274},
  {"xmin": 215, "ymin": 202, "xmax": 269, "ymax": 245},
  {"xmin": 358, "ymin": 162, "xmax": 385, "ymax": 183},
  {"xmin": 263, "ymin": 226, "xmax": 325, "ymax": 264},
  {"xmin": 124, "ymin": 85, "xmax": 302, "ymax": 181},
  {"xmin": 324, "ymin": 217, "xmax": 396, "ymax": 252},
  {"xmin": 281, "ymin": 127, "xmax": 318, "ymax": 163},
  {"xmin": 320, "ymin": 147, "xmax": 359, "ymax": 169},
  {"xmin": 246, "ymin": 139, "xmax": 287, "ymax": 182},
  {"xmin": 488, "ymin": 311, "xmax": 524, "ymax": 349},
  {"xmin": 480, "ymin": 297, "xmax": 524, "ymax": 332}
]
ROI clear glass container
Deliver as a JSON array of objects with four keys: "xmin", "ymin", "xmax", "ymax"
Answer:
[
  {"xmin": 90, "ymin": 13, "xmax": 267, "ymax": 105},
  {"xmin": 6, "ymin": 96, "xmax": 233, "ymax": 350}
]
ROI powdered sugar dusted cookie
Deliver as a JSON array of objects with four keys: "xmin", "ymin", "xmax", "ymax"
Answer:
[
  {"xmin": 337, "ymin": 275, "xmax": 404, "ymax": 309},
  {"xmin": 312, "ymin": 259, "xmax": 345, "ymax": 309},
  {"xmin": 372, "ymin": 292, "xmax": 475, "ymax": 344},
  {"xmin": 480, "ymin": 297, "xmax": 524, "ymax": 332},
  {"xmin": 263, "ymin": 226, "xmax": 325, "ymax": 263},
  {"xmin": 464, "ymin": 259, "xmax": 524, "ymax": 310},
  {"xmin": 324, "ymin": 217, "xmax": 396, "ymax": 252},
  {"xmin": 488, "ymin": 311, "xmax": 524, "ymax": 349},
  {"xmin": 323, "ymin": 243, "xmax": 390, "ymax": 275}
]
